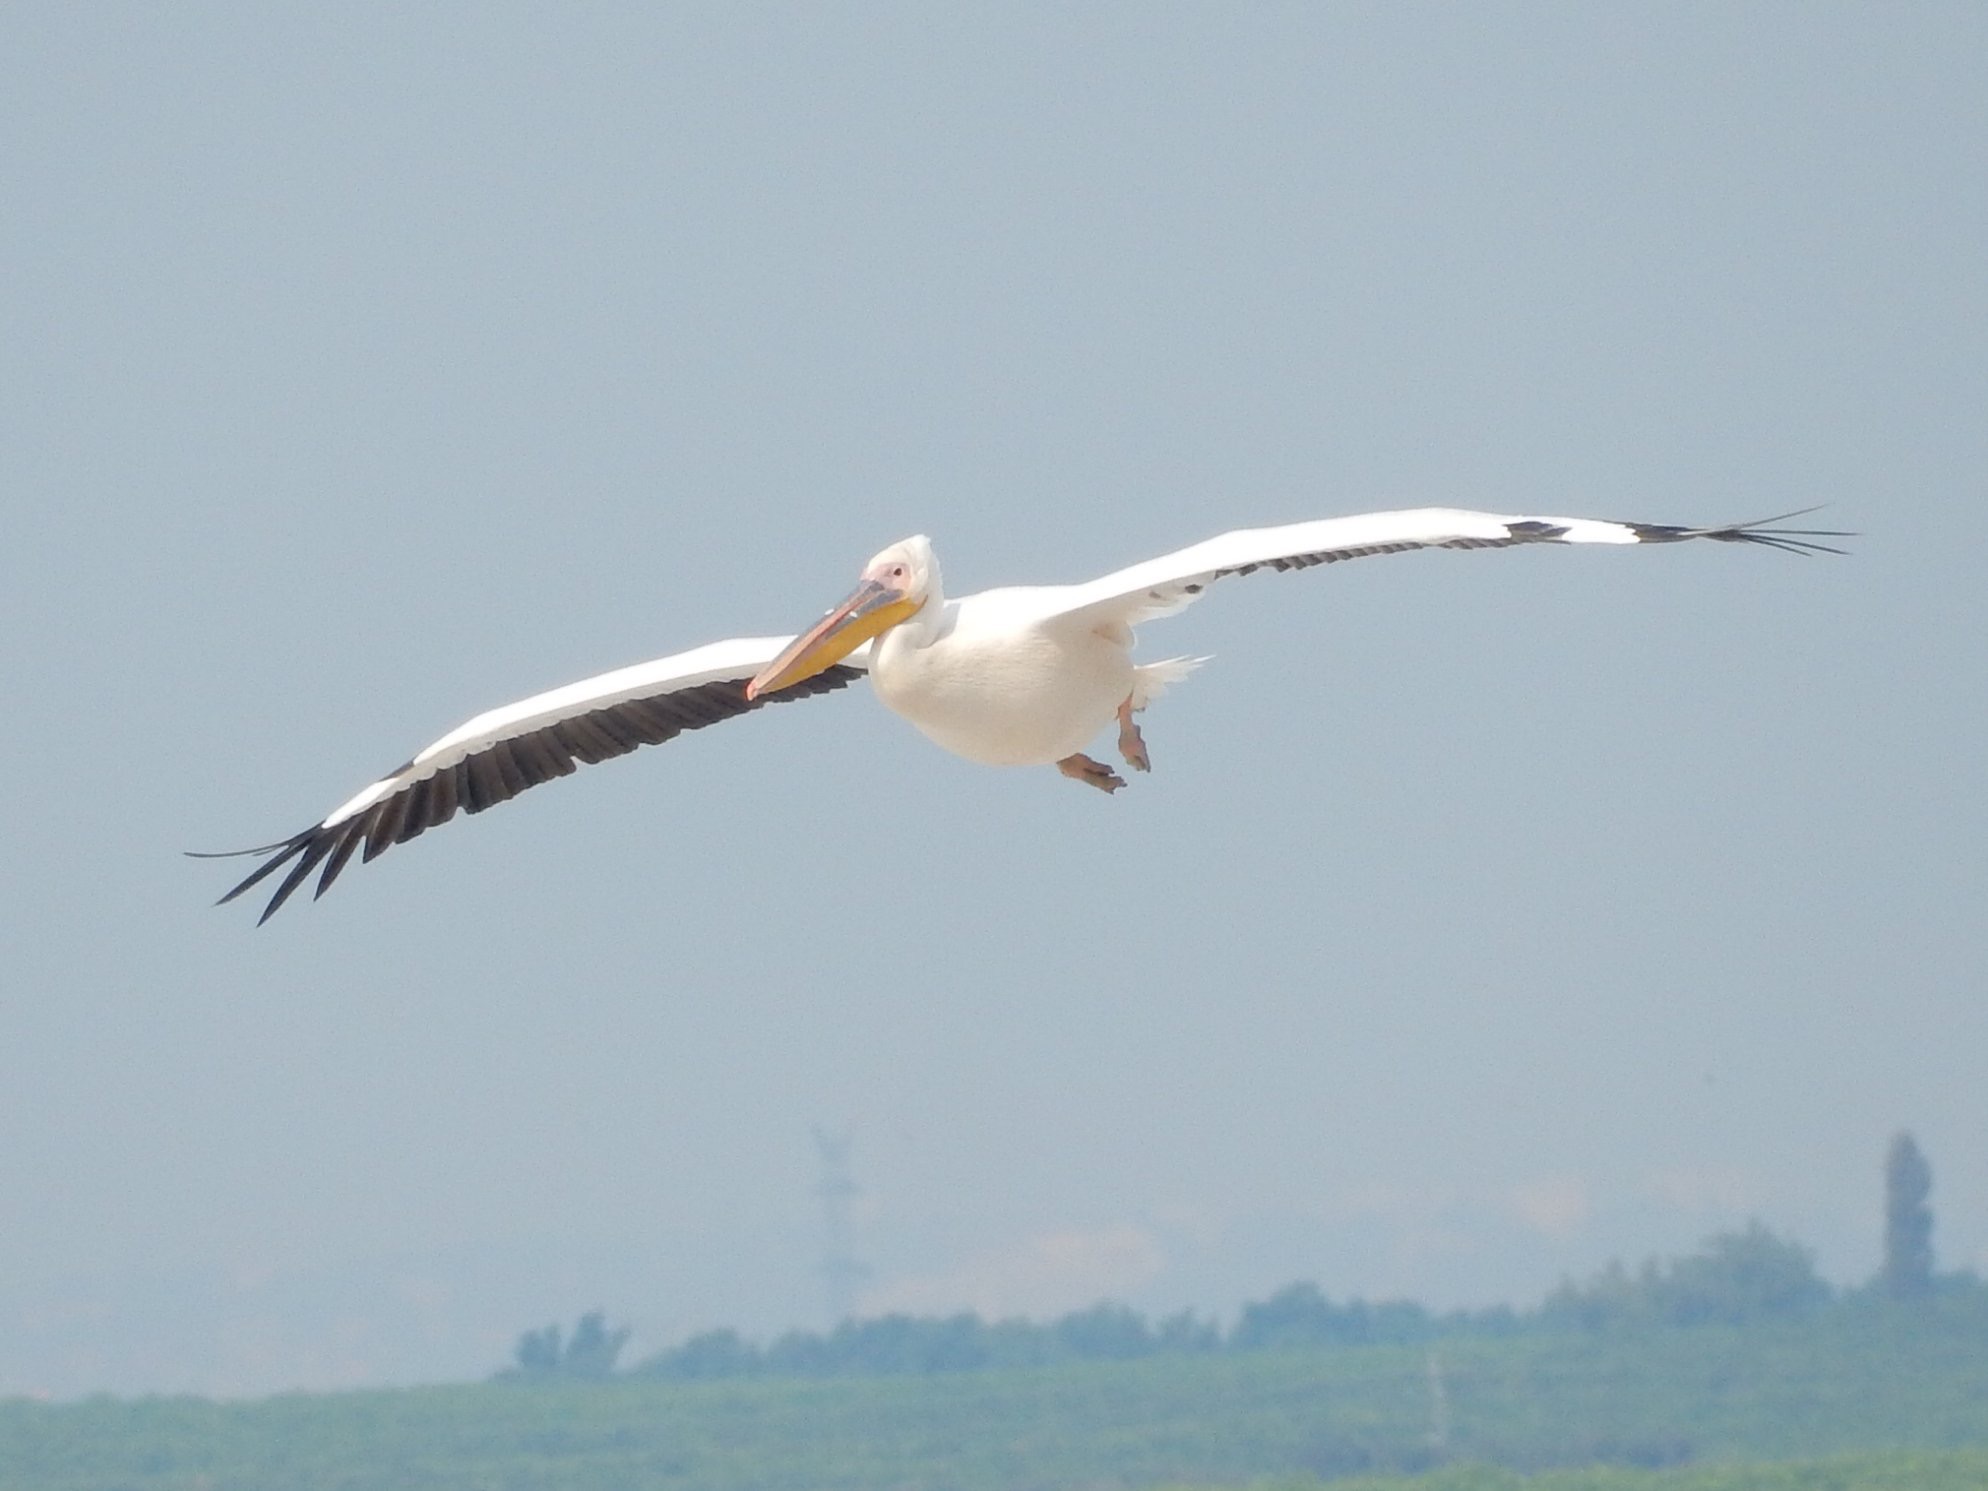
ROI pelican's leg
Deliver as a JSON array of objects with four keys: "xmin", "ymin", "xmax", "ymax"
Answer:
[
  {"xmin": 1057, "ymin": 753, "xmax": 1126, "ymax": 794},
  {"xmin": 1116, "ymin": 695, "xmax": 1150, "ymax": 773}
]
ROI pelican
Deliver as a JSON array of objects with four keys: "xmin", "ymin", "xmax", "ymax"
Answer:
[{"xmin": 198, "ymin": 506, "xmax": 1843, "ymax": 921}]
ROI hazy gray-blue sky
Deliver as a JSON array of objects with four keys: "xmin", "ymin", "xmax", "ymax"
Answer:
[{"xmin": 4, "ymin": 3, "xmax": 1984, "ymax": 1397}]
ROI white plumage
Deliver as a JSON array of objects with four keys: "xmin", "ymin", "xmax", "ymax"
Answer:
[{"xmin": 197, "ymin": 505, "xmax": 1843, "ymax": 921}]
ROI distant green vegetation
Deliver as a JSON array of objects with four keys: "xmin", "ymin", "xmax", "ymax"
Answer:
[
  {"xmin": 522, "ymin": 1223, "xmax": 1950, "ymax": 1386},
  {"xmin": 6, "ymin": 1205, "xmax": 1982, "ymax": 1491},
  {"xmin": 1168, "ymin": 1449, "xmax": 1988, "ymax": 1491},
  {"xmin": 4, "ymin": 1290, "xmax": 1986, "ymax": 1491}
]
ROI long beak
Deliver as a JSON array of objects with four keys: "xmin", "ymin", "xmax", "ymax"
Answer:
[{"xmin": 746, "ymin": 578, "xmax": 920, "ymax": 700}]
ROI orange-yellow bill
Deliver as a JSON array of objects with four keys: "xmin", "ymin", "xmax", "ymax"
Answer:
[{"xmin": 746, "ymin": 578, "xmax": 920, "ymax": 699}]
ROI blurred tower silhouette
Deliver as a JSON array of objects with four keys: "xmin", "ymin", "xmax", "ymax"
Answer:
[{"xmin": 810, "ymin": 1125, "xmax": 871, "ymax": 1324}]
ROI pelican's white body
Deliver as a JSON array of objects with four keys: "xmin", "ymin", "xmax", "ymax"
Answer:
[{"xmin": 872, "ymin": 591, "xmax": 1141, "ymax": 765}]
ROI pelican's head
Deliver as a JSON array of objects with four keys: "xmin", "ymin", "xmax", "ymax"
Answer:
[{"xmin": 745, "ymin": 536, "xmax": 935, "ymax": 700}]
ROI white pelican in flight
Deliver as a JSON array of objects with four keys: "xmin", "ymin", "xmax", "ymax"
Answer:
[{"xmin": 199, "ymin": 506, "xmax": 1842, "ymax": 921}]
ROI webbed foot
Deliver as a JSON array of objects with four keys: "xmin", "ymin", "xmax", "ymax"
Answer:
[
  {"xmin": 1116, "ymin": 696, "xmax": 1151, "ymax": 773},
  {"xmin": 1057, "ymin": 753, "xmax": 1127, "ymax": 793}
]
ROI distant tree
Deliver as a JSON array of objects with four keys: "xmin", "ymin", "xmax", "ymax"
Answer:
[
  {"xmin": 803, "ymin": 1312, "xmax": 996, "ymax": 1375},
  {"xmin": 1232, "ymin": 1282, "xmax": 1336, "ymax": 1348},
  {"xmin": 1368, "ymin": 1299, "xmax": 1437, "ymax": 1345},
  {"xmin": 503, "ymin": 1311, "xmax": 629, "ymax": 1381},
  {"xmin": 1540, "ymin": 1259, "xmax": 1660, "ymax": 1332},
  {"xmin": 1655, "ymin": 1222, "xmax": 1829, "ymax": 1324},
  {"xmin": 1053, "ymin": 1303, "xmax": 1153, "ymax": 1360},
  {"xmin": 1541, "ymin": 1224, "xmax": 1827, "ymax": 1331},
  {"xmin": 511, "ymin": 1323, "xmax": 562, "ymax": 1377},
  {"xmin": 905, "ymin": 1313, "xmax": 995, "ymax": 1372},
  {"xmin": 1230, "ymin": 1283, "xmax": 1426, "ymax": 1349},
  {"xmin": 639, "ymin": 1327, "xmax": 760, "ymax": 1380},
  {"xmin": 980, "ymin": 1315, "xmax": 1063, "ymax": 1369},
  {"xmin": 1155, "ymin": 1308, "xmax": 1221, "ymax": 1353},
  {"xmin": 561, "ymin": 1310, "xmax": 631, "ymax": 1379},
  {"xmin": 1883, "ymin": 1131, "xmax": 1936, "ymax": 1297}
]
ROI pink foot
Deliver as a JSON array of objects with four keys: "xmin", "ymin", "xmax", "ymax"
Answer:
[
  {"xmin": 1057, "ymin": 753, "xmax": 1127, "ymax": 794},
  {"xmin": 1116, "ymin": 697, "xmax": 1151, "ymax": 773}
]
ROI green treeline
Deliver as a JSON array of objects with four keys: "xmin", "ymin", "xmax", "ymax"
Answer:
[
  {"xmin": 5, "ymin": 1133, "xmax": 1977, "ymax": 1490},
  {"xmin": 511, "ymin": 1128, "xmax": 1958, "ymax": 1388},
  {"xmin": 7, "ymin": 1296, "xmax": 1988, "ymax": 1491},
  {"xmin": 512, "ymin": 1221, "xmax": 1968, "ymax": 1385}
]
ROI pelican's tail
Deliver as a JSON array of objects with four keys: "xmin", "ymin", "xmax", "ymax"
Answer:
[{"xmin": 1131, "ymin": 655, "xmax": 1209, "ymax": 710}]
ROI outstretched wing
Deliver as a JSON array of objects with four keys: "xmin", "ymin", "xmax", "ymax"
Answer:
[
  {"xmin": 1049, "ymin": 507, "xmax": 1847, "ymax": 628},
  {"xmin": 195, "ymin": 635, "xmax": 868, "ymax": 923}
]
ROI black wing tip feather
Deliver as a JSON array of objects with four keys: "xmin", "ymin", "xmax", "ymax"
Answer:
[
  {"xmin": 1627, "ymin": 506, "xmax": 1855, "ymax": 557},
  {"xmin": 203, "ymin": 662, "xmax": 867, "ymax": 923},
  {"xmin": 1708, "ymin": 507, "xmax": 1855, "ymax": 556},
  {"xmin": 191, "ymin": 827, "xmax": 322, "ymax": 923},
  {"xmin": 184, "ymin": 838, "xmax": 306, "ymax": 860}
]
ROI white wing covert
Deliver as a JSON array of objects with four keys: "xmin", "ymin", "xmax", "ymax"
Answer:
[
  {"xmin": 197, "ymin": 636, "xmax": 868, "ymax": 923},
  {"xmin": 1052, "ymin": 507, "xmax": 1846, "ymax": 628}
]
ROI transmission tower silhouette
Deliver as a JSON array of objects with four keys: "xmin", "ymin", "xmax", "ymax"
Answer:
[{"xmin": 810, "ymin": 1125, "xmax": 871, "ymax": 1324}]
